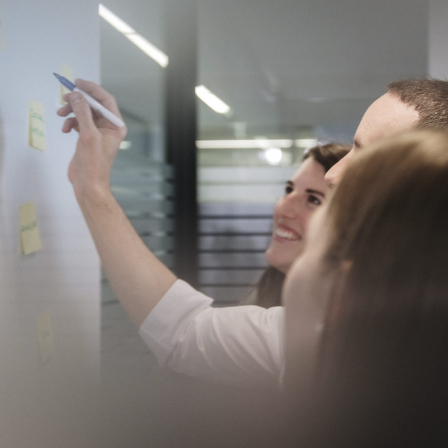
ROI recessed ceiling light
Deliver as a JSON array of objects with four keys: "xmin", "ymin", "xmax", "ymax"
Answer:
[
  {"xmin": 264, "ymin": 148, "xmax": 283, "ymax": 165},
  {"xmin": 119, "ymin": 141, "xmax": 132, "ymax": 150}
]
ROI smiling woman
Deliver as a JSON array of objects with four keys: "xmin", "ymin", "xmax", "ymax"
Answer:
[{"xmin": 248, "ymin": 143, "xmax": 350, "ymax": 308}]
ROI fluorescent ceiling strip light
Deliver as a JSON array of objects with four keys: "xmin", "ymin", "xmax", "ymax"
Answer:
[
  {"xmin": 99, "ymin": 4, "xmax": 169, "ymax": 68},
  {"xmin": 99, "ymin": 5, "xmax": 230, "ymax": 113},
  {"xmin": 295, "ymin": 139, "xmax": 318, "ymax": 147},
  {"xmin": 196, "ymin": 139, "xmax": 293, "ymax": 149},
  {"xmin": 126, "ymin": 34, "xmax": 169, "ymax": 67},
  {"xmin": 99, "ymin": 4, "xmax": 135, "ymax": 33},
  {"xmin": 195, "ymin": 85, "xmax": 231, "ymax": 114}
]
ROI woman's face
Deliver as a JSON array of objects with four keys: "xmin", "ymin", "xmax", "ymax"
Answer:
[{"xmin": 265, "ymin": 157, "xmax": 329, "ymax": 274}]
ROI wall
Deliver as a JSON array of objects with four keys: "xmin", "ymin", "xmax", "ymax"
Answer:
[
  {"xmin": 0, "ymin": 0, "xmax": 102, "ymax": 446},
  {"xmin": 429, "ymin": 0, "xmax": 448, "ymax": 78}
]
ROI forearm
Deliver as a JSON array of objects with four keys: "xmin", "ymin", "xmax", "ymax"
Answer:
[
  {"xmin": 76, "ymin": 185, "xmax": 177, "ymax": 327},
  {"xmin": 59, "ymin": 82, "xmax": 177, "ymax": 327}
]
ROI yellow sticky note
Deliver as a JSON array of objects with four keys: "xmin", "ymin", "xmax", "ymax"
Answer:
[
  {"xmin": 37, "ymin": 310, "xmax": 55, "ymax": 363},
  {"xmin": 19, "ymin": 202, "xmax": 42, "ymax": 255},
  {"xmin": 60, "ymin": 64, "xmax": 74, "ymax": 105},
  {"xmin": 0, "ymin": 13, "xmax": 5, "ymax": 52},
  {"xmin": 29, "ymin": 100, "xmax": 46, "ymax": 151}
]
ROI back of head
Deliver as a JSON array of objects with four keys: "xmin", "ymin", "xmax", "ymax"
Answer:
[
  {"xmin": 314, "ymin": 130, "xmax": 448, "ymax": 446},
  {"xmin": 326, "ymin": 130, "xmax": 448, "ymax": 312},
  {"xmin": 388, "ymin": 79, "xmax": 448, "ymax": 129}
]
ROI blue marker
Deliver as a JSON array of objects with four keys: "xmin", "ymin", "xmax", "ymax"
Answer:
[{"xmin": 54, "ymin": 73, "xmax": 125, "ymax": 128}]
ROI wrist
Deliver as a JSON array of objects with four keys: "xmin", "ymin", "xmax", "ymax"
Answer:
[{"xmin": 73, "ymin": 181, "xmax": 114, "ymax": 209}]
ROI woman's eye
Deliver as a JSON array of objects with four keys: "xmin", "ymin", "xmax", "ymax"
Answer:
[
  {"xmin": 308, "ymin": 195, "xmax": 322, "ymax": 206},
  {"xmin": 285, "ymin": 186, "xmax": 293, "ymax": 194}
]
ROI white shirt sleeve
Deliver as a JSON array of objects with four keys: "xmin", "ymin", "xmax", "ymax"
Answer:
[{"xmin": 139, "ymin": 280, "xmax": 284, "ymax": 388}]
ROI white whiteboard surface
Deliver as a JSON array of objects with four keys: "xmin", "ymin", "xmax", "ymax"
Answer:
[{"xmin": 0, "ymin": 0, "xmax": 103, "ymax": 445}]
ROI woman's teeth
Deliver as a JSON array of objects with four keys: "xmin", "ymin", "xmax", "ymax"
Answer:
[{"xmin": 274, "ymin": 228, "xmax": 299, "ymax": 240}]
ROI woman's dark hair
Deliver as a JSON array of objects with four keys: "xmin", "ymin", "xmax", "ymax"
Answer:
[
  {"xmin": 294, "ymin": 130, "xmax": 448, "ymax": 446},
  {"xmin": 302, "ymin": 143, "xmax": 352, "ymax": 173},
  {"xmin": 254, "ymin": 143, "xmax": 351, "ymax": 308},
  {"xmin": 254, "ymin": 266, "xmax": 286, "ymax": 308}
]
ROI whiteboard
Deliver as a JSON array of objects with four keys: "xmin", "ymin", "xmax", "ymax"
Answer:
[{"xmin": 0, "ymin": 0, "xmax": 103, "ymax": 445}]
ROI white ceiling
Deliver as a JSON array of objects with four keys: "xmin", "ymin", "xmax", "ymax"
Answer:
[{"xmin": 100, "ymin": 0, "xmax": 428, "ymax": 139}]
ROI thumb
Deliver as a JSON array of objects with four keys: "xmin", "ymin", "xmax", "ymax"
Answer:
[{"xmin": 69, "ymin": 92, "xmax": 96, "ymax": 135}]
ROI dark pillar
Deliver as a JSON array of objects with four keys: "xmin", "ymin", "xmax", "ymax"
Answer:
[{"xmin": 165, "ymin": 0, "xmax": 199, "ymax": 287}]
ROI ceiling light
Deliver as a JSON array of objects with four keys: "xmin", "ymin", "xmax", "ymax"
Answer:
[
  {"xmin": 196, "ymin": 139, "xmax": 293, "ymax": 149},
  {"xmin": 99, "ymin": 5, "xmax": 232, "ymax": 114},
  {"xmin": 195, "ymin": 85, "xmax": 231, "ymax": 114},
  {"xmin": 126, "ymin": 34, "xmax": 169, "ymax": 68},
  {"xmin": 264, "ymin": 148, "xmax": 283, "ymax": 165},
  {"xmin": 99, "ymin": 4, "xmax": 135, "ymax": 34},
  {"xmin": 119, "ymin": 141, "xmax": 132, "ymax": 150},
  {"xmin": 295, "ymin": 139, "xmax": 318, "ymax": 148},
  {"xmin": 99, "ymin": 4, "xmax": 169, "ymax": 68}
]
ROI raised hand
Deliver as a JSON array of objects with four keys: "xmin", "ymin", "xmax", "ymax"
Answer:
[{"xmin": 57, "ymin": 79, "xmax": 127, "ymax": 195}]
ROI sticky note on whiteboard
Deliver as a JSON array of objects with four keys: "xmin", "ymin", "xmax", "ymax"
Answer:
[
  {"xmin": 60, "ymin": 64, "xmax": 74, "ymax": 104},
  {"xmin": 28, "ymin": 100, "xmax": 46, "ymax": 151},
  {"xmin": 19, "ymin": 202, "xmax": 42, "ymax": 255},
  {"xmin": 37, "ymin": 310, "xmax": 55, "ymax": 363}
]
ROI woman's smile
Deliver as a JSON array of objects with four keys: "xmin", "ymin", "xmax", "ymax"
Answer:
[{"xmin": 273, "ymin": 224, "xmax": 301, "ymax": 242}]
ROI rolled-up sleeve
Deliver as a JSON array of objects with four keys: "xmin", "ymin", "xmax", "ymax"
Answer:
[{"xmin": 139, "ymin": 280, "xmax": 284, "ymax": 388}]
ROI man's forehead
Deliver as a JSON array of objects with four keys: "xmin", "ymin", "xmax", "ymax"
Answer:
[{"xmin": 355, "ymin": 93, "xmax": 419, "ymax": 148}]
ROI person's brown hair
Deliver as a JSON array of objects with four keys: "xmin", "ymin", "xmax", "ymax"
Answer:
[
  {"xmin": 302, "ymin": 143, "xmax": 352, "ymax": 173},
  {"xmin": 388, "ymin": 79, "xmax": 448, "ymax": 129},
  {"xmin": 305, "ymin": 130, "xmax": 448, "ymax": 445},
  {"xmin": 255, "ymin": 143, "xmax": 350, "ymax": 309}
]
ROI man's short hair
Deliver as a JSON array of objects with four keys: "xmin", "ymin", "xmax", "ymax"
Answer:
[{"xmin": 387, "ymin": 79, "xmax": 448, "ymax": 129}]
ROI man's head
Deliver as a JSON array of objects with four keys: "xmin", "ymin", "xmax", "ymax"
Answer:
[{"xmin": 325, "ymin": 79, "xmax": 448, "ymax": 186}]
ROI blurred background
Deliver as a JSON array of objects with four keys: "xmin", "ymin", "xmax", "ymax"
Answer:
[{"xmin": 99, "ymin": 0, "xmax": 428, "ymax": 307}]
